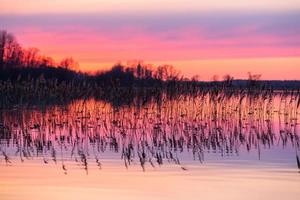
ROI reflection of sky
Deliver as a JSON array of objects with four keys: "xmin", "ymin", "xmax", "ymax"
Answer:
[
  {"xmin": 0, "ymin": 97, "xmax": 299, "ymax": 200},
  {"xmin": 0, "ymin": 160, "xmax": 299, "ymax": 200},
  {"xmin": 0, "ymin": 95, "xmax": 299, "ymax": 171}
]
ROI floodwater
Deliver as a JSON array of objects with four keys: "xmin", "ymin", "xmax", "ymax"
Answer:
[{"xmin": 0, "ymin": 92, "xmax": 299, "ymax": 200}]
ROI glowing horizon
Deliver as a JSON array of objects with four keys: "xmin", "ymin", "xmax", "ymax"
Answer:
[{"xmin": 1, "ymin": 0, "xmax": 300, "ymax": 80}]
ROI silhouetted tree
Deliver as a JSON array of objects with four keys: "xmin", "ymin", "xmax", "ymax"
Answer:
[
  {"xmin": 0, "ymin": 30, "xmax": 21, "ymax": 69},
  {"xmin": 23, "ymin": 47, "xmax": 40, "ymax": 67},
  {"xmin": 60, "ymin": 57, "xmax": 79, "ymax": 70},
  {"xmin": 223, "ymin": 74, "xmax": 234, "ymax": 87},
  {"xmin": 40, "ymin": 56, "xmax": 55, "ymax": 67},
  {"xmin": 248, "ymin": 72, "xmax": 262, "ymax": 89},
  {"xmin": 136, "ymin": 63, "xmax": 142, "ymax": 79}
]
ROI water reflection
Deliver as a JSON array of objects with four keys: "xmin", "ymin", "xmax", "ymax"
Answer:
[{"xmin": 0, "ymin": 91, "xmax": 299, "ymax": 173}]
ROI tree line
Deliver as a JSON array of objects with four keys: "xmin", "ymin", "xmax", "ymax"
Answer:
[
  {"xmin": 1, "ymin": 30, "xmax": 299, "ymax": 90},
  {"xmin": 0, "ymin": 30, "xmax": 79, "ymax": 70},
  {"xmin": 0, "ymin": 30, "xmax": 184, "ymax": 84}
]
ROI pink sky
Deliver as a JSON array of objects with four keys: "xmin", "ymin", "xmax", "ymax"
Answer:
[{"xmin": 0, "ymin": 0, "xmax": 300, "ymax": 80}]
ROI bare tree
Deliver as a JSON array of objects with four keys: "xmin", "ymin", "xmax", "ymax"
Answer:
[
  {"xmin": 155, "ymin": 65, "xmax": 167, "ymax": 80},
  {"xmin": 223, "ymin": 74, "xmax": 234, "ymax": 87},
  {"xmin": 0, "ymin": 30, "xmax": 7, "ymax": 69},
  {"xmin": 156, "ymin": 65, "xmax": 180, "ymax": 81},
  {"xmin": 60, "ymin": 57, "xmax": 79, "ymax": 70},
  {"xmin": 248, "ymin": 72, "xmax": 262, "ymax": 88},
  {"xmin": 40, "ymin": 56, "xmax": 55, "ymax": 67},
  {"xmin": 0, "ymin": 30, "xmax": 21, "ymax": 69},
  {"xmin": 23, "ymin": 47, "xmax": 40, "ymax": 67}
]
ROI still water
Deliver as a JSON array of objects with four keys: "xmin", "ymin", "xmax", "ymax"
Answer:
[{"xmin": 0, "ymin": 92, "xmax": 299, "ymax": 200}]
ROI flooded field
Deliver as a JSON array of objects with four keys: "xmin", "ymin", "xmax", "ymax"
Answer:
[{"xmin": 0, "ymin": 91, "xmax": 299, "ymax": 200}]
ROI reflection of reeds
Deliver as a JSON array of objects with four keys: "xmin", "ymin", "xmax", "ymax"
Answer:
[
  {"xmin": 297, "ymin": 154, "xmax": 300, "ymax": 170},
  {"xmin": 0, "ymin": 90, "xmax": 299, "ymax": 173}
]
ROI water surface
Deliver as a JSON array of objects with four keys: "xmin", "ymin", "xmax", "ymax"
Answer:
[{"xmin": 0, "ymin": 92, "xmax": 299, "ymax": 200}]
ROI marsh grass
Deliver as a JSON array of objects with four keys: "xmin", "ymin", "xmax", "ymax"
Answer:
[{"xmin": 0, "ymin": 89, "xmax": 299, "ymax": 173}]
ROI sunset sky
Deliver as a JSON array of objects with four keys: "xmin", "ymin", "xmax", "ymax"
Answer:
[{"xmin": 1, "ymin": 0, "xmax": 300, "ymax": 80}]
